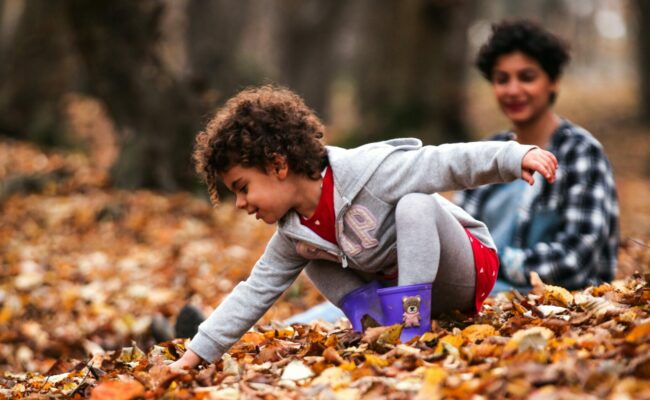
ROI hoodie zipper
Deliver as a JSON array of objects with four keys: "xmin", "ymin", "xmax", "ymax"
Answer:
[
  {"xmin": 336, "ymin": 197, "xmax": 352, "ymax": 268},
  {"xmin": 285, "ymin": 197, "xmax": 352, "ymax": 268}
]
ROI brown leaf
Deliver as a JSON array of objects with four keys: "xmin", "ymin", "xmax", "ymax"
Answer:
[
  {"xmin": 361, "ymin": 314, "xmax": 381, "ymax": 331},
  {"xmin": 322, "ymin": 346, "xmax": 344, "ymax": 365}
]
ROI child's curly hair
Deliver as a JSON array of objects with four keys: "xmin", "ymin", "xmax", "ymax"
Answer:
[
  {"xmin": 476, "ymin": 19, "xmax": 570, "ymax": 82},
  {"xmin": 193, "ymin": 85, "xmax": 326, "ymax": 204}
]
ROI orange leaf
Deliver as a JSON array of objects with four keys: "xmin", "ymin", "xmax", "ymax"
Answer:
[
  {"xmin": 90, "ymin": 380, "xmax": 144, "ymax": 400},
  {"xmin": 240, "ymin": 331, "xmax": 267, "ymax": 346},
  {"xmin": 469, "ymin": 342, "xmax": 501, "ymax": 359},
  {"xmin": 626, "ymin": 321, "xmax": 650, "ymax": 343}
]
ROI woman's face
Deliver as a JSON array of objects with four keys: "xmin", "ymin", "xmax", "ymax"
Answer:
[{"xmin": 491, "ymin": 51, "xmax": 558, "ymax": 126}]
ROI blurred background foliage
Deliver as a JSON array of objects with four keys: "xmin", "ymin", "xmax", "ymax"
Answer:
[{"xmin": 0, "ymin": 0, "xmax": 647, "ymax": 192}]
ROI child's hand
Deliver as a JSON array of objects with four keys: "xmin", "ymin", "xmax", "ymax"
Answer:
[
  {"xmin": 168, "ymin": 349, "xmax": 203, "ymax": 373},
  {"xmin": 521, "ymin": 148, "xmax": 558, "ymax": 185}
]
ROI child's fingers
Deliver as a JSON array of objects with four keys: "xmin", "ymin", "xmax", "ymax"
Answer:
[
  {"xmin": 533, "ymin": 158, "xmax": 557, "ymax": 183},
  {"xmin": 521, "ymin": 170, "xmax": 534, "ymax": 185},
  {"xmin": 521, "ymin": 149, "xmax": 557, "ymax": 184},
  {"xmin": 531, "ymin": 159, "xmax": 552, "ymax": 180},
  {"xmin": 541, "ymin": 151, "xmax": 558, "ymax": 170}
]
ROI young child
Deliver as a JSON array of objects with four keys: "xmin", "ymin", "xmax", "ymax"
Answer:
[{"xmin": 170, "ymin": 85, "xmax": 557, "ymax": 370}]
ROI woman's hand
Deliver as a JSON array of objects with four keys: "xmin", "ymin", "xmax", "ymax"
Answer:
[
  {"xmin": 521, "ymin": 148, "xmax": 558, "ymax": 185},
  {"xmin": 168, "ymin": 349, "xmax": 203, "ymax": 373}
]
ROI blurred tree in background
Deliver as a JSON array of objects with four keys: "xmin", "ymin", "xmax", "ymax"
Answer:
[
  {"xmin": 0, "ymin": 0, "xmax": 641, "ymax": 191},
  {"xmin": 633, "ymin": 0, "xmax": 650, "ymax": 123}
]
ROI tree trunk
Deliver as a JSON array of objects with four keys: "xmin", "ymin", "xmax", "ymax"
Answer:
[
  {"xmin": 352, "ymin": 0, "xmax": 475, "ymax": 145},
  {"xmin": 65, "ymin": 0, "xmax": 200, "ymax": 190},
  {"xmin": 0, "ymin": 0, "xmax": 79, "ymax": 144},
  {"xmin": 635, "ymin": 0, "xmax": 650, "ymax": 123},
  {"xmin": 274, "ymin": 0, "xmax": 348, "ymax": 119},
  {"xmin": 185, "ymin": 0, "xmax": 263, "ymax": 109}
]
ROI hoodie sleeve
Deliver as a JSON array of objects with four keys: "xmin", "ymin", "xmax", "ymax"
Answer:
[
  {"xmin": 188, "ymin": 230, "xmax": 306, "ymax": 362},
  {"xmin": 371, "ymin": 141, "xmax": 535, "ymax": 204}
]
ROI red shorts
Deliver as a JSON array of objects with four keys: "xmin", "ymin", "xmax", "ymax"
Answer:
[{"xmin": 465, "ymin": 229, "xmax": 499, "ymax": 314}]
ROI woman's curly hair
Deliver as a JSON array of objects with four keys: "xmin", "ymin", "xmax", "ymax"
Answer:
[
  {"xmin": 476, "ymin": 19, "xmax": 571, "ymax": 82},
  {"xmin": 193, "ymin": 85, "xmax": 326, "ymax": 204}
]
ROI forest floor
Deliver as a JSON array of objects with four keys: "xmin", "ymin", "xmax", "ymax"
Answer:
[{"xmin": 1, "ymin": 80, "xmax": 649, "ymax": 399}]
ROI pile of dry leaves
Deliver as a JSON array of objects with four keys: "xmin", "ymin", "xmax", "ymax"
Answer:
[
  {"xmin": 4, "ymin": 275, "xmax": 650, "ymax": 399},
  {"xmin": 1, "ymin": 137, "xmax": 650, "ymax": 399}
]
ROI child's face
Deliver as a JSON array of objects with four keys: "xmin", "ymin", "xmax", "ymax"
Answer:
[
  {"xmin": 220, "ymin": 163, "xmax": 295, "ymax": 224},
  {"xmin": 491, "ymin": 51, "xmax": 558, "ymax": 126}
]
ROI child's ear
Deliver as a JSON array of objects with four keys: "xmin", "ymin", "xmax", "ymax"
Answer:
[{"xmin": 269, "ymin": 154, "xmax": 288, "ymax": 179}]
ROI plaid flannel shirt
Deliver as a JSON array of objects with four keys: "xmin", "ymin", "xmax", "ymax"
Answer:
[{"xmin": 455, "ymin": 120, "xmax": 619, "ymax": 290}]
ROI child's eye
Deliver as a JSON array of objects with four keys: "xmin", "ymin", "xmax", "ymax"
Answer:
[{"xmin": 240, "ymin": 185, "xmax": 248, "ymax": 194}]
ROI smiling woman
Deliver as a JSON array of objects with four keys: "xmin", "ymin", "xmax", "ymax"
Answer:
[{"xmin": 456, "ymin": 20, "xmax": 620, "ymax": 293}]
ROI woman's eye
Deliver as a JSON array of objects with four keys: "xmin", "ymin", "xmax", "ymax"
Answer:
[
  {"xmin": 518, "ymin": 71, "xmax": 538, "ymax": 82},
  {"xmin": 492, "ymin": 73, "xmax": 509, "ymax": 85}
]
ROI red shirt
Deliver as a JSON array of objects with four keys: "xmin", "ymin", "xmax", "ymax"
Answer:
[{"xmin": 300, "ymin": 167, "xmax": 337, "ymax": 245}]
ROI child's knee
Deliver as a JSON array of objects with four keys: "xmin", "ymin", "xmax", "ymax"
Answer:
[{"xmin": 395, "ymin": 193, "xmax": 440, "ymax": 223}]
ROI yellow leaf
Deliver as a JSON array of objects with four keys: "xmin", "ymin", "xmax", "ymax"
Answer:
[
  {"xmin": 420, "ymin": 332, "xmax": 438, "ymax": 342},
  {"xmin": 378, "ymin": 324, "xmax": 404, "ymax": 346},
  {"xmin": 362, "ymin": 324, "xmax": 403, "ymax": 350},
  {"xmin": 415, "ymin": 367, "xmax": 446, "ymax": 400},
  {"xmin": 461, "ymin": 324, "xmax": 497, "ymax": 343},
  {"xmin": 340, "ymin": 361, "xmax": 356, "ymax": 371},
  {"xmin": 364, "ymin": 354, "xmax": 388, "ymax": 367},
  {"xmin": 543, "ymin": 285, "xmax": 574, "ymax": 307},
  {"xmin": 434, "ymin": 334, "xmax": 464, "ymax": 353}
]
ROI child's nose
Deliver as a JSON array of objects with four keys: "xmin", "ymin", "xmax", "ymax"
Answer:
[{"xmin": 235, "ymin": 194, "xmax": 247, "ymax": 209}]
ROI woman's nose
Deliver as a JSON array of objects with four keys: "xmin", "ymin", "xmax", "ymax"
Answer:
[{"xmin": 505, "ymin": 79, "xmax": 522, "ymax": 95}]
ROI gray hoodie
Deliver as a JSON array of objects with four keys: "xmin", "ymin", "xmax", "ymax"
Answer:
[{"xmin": 188, "ymin": 138, "xmax": 534, "ymax": 362}]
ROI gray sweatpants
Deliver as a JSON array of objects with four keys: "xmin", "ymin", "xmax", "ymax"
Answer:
[{"xmin": 305, "ymin": 193, "xmax": 477, "ymax": 316}]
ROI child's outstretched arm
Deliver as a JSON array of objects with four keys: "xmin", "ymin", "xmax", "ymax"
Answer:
[
  {"xmin": 363, "ymin": 140, "xmax": 554, "ymax": 204},
  {"xmin": 520, "ymin": 148, "xmax": 558, "ymax": 185},
  {"xmin": 169, "ymin": 230, "xmax": 307, "ymax": 371},
  {"xmin": 170, "ymin": 348, "xmax": 202, "ymax": 371}
]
